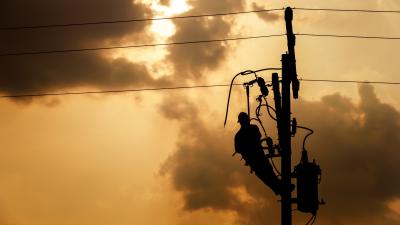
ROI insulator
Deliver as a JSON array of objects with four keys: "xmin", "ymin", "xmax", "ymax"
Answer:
[
  {"xmin": 257, "ymin": 77, "xmax": 269, "ymax": 96},
  {"xmin": 291, "ymin": 117, "xmax": 297, "ymax": 136}
]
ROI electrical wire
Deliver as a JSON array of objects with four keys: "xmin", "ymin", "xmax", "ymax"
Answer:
[
  {"xmin": 223, "ymin": 68, "xmax": 281, "ymax": 127},
  {"xmin": 255, "ymin": 95, "xmax": 312, "ymax": 155},
  {"xmin": 0, "ymin": 84, "xmax": 242, "ymax": 98},
  {"xmin": 224, "ymin": 73, "xmax": 247, "ymax": 126},
  {"xmin": 4, "ymin": 32, "xmax": 400, "ymax": 57},
  {"xmin": 300, "ymin": 78, "xmax": 400, "ymax": 85},
  {"xmin": 254, "ymin": 101, "xmax": 281, "ymax": 176},
  {"xmin": 1, "ymin": 77, "xmax": 400, "ymax": 99},
  {"xmin": 2, "ymin": 7, "xmax": 399, "ymax": 31},
  {"xmin": 0, "ymin": 34, "xmax": 285, "ymax": 57},
  {"xmin": 254, "ymin": 95, "xmax": 281, "ymax": 176},
  {"xmin": 264, "ymin": 96, "xmax": 278, "ymax": 121},
  {"xmin": 297, "ymin": 33, "xmax": 400, "ymax": 40},
  {"xmin": 306, "ymin": 214, "xmax": 317, "ymax": 225},
  {"xmin": 296, "ymin": 125, "xmax": 314, "ymax": 152},
  {"xmin": 254, "ymin": 101, "xmax": 268, "ymax": 137},
  {"xmin": 305, "ymin": 215, "xmax": 316, "ymax": 225},
  {"xmin": 311, "ymin": 215, "xmax": 317, "ymax": 225},
  {"xmin": 2, "ymin": 7, "xmax": 400, "ymax": 31},
  {"xmin": 294, "ymin": 7, "xmax": 400, "ymax": 14},
  {"xmin": 256, "ymin": 103, "xmax": 277, "ymax": 121},
  {"xmin": 0, "ymin": 8, "xmax": 284, "ymax": 31},
  {"xmin": 270, "ymin": 158, "xmax": 281, "ymax": 177}
]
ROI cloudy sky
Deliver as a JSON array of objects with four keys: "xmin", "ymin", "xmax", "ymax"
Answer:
[{"xmin": 1, "ymin": 0, "xmax": 400, "ymax": 225}]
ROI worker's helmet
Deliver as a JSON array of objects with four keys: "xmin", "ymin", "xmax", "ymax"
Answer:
[{"xmin": 237, "ymin": 112, "xmax": 249, "ymax": 122}]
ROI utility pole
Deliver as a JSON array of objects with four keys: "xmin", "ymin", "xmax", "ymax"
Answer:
[
  {"xmin": 278, "ymin": 7, "xmax": 299, "ymax": 225},
  {"xmin": 227, "ymin": 7, "xmax": 321, "ymax": 225},
  {"xmin": 280, "ymin": 53, "xmax": 292, "ymax": 225}
]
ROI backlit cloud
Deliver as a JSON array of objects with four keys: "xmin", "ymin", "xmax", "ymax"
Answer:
[{"xmin": 160, "ymin": 85, "xmax": 400, "ymax": 225}]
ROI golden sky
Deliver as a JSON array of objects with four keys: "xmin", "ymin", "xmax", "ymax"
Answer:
[{"xmin": 1, "ymin": 0, "xmax": 400, "ymax": 225}]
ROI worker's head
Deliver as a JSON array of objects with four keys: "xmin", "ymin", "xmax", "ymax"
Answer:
[{"xmin": 238, "ymin": 112, "xmax": 250, "ymax": 127}]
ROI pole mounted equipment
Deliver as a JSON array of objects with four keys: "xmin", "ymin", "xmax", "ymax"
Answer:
[
  {"xmin": 224, "ymin": 7, "xmax": 323, "ymax": 225},
  {"xmin": 284, "ymin": 7, "xmax": 300, "ymax": 99}
]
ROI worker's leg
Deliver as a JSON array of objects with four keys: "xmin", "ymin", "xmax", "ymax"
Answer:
[{"xmin": 252, "ymin": 160, "xmax": 283, "ymax": 195}]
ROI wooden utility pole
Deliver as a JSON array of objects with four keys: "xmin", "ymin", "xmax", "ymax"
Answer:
[
  {"xmin": 280, "ymin": 53, "xmax": 292, "ymax": 225},
  {"xmin": 280, "ymin": 7, "xmax": 298, "ymax": 225}
]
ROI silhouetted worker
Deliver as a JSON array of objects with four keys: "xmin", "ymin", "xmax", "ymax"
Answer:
[{"xmin": 234, "ymin": 112, "xmax": 283, "ymax": 195}]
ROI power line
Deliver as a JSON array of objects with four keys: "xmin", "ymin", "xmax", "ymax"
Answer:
[
  {"xmin": 0, "ymin": 8, "xmax": 284, "ymax": 31},
  {"xmin": 0, "ymin": 84, "xmax": 242, "ymax": 98},
  {"xmin": 297, "ymin": 33, "xmax": 400, "ymax": 40},
  {"xmin": 2, "ymin": 7, "xmax": 399, "ymax": 31},
  {"xmin": 300, "ymin": 78, "xmax": 400, "ymax": 85},
  {"xmin": 0, "ymin": 34, "xmax": 285, "ymax": 57},
  {"xmin": 294, "ymin": 7, "xmax": 400, "ymax": 14},
  {"xmin": 1, "ymin": 79, "xmax": 400, "ymax": 99},
  {"xmin": 3, "ymin": 32, "xmax": 400, "ymax": 57}
]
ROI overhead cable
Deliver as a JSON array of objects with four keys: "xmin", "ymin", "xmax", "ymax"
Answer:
[
  {"xmin": 297, "ymin": 33, "xmax": 400, "ymax": 40},
  {"xmin": 4, "ymin": 32, "xmax": 400, "ymax": 57},
  {"xmin": 0, "ymin": 34, "xmax": 285, "ymax": 56},
  {"xmin": 0, "ymin": 84, "xmax": 242, "ymax": 98},
  {"xmin": 1, "ymin": 78, "xmax": 400, "ymax": 99},
  {"xmin": 294, "ymin": 7, "xmax": 400, "ymax": 14},
  {"xmin": 2, "ymin": 7, "xmax": 400, "ymax": 31},
  {"xmin": 300, "ymin": 78, "xmax": 400, "ymax": 85},
  {"xmin": 0, "ymin": 8, "xmax": 284, "ymax": 31}
]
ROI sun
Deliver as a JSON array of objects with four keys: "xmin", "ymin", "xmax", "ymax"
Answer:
[
  {"xmin": 149, "ymin": 0, "xmax": 192, "ymax": 37},
  {"xmin": 108, "ymin": 0, "xmax": 191, "ymax": 75}
]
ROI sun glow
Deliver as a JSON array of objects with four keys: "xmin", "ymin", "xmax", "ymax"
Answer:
[
  {"xmin": 150, "ymin": 0, "xmax": 192, "ymax": 38},
  {"xmin": 108, "ymin": 0, "xmax": 191, "ymax": 78},
  {"xmin": 151, "ymin": 0, "xmax": 191, "ymax": 16}
]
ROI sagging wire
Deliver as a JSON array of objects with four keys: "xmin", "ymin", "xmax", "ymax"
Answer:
[
  {"xmin": 254, "ymin": 97, "xmax": 268, "ymax": 137},
  {"xmin": 305, "ymin": 214, "xmax": 317, "ymax": 225},
  {"xmin": 223, "ymin": 68, "xmax": 281, "ymax": 127},
  {"xmin": 256, "ymin": 97, "xmax": 277, "ymax": 121},
  {"xmin": 270, "ymin": 153, "xmax": 281, "ymax": 177},
  {"xmin": 252, "ymin": 76, "xmax": 315, "ymax": 175},
  {"xmin": 255, "ymin": 95, "xmax": 281, "ymax": 176},
  {"xmin": 296, "ymin": 125, "xmax": 314, "ymax": 152},
  {"xmin": 264, "ymin": 96, "xmax": 277, "ymax": 121}
]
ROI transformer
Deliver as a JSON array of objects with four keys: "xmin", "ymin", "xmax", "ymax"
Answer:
[{"xmin": 294, "ymin": 150, "xmax": 321, "ymax": 215}]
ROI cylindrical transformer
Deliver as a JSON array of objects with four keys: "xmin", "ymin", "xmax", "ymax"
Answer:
[{"xmin": 294, "ymin": 153, "xmax": 321, "ymax": 215}]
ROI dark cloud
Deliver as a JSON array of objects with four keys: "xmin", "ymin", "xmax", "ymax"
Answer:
[
  {"xmin": 297, "ymin": 85, "xmax": 400, "ymax": 225},
  {"xmin": 0, "ymin": 0, "xmax": 166, "ymax": 98},
  {"xmin": 1, "ymin": 0, "xmax": 151, "ymax": 50},
  {"xmin": 1, "ymin": 54, "xmax": 159, "ymax": 94},
  {"xmin": 158, "ymin": 94, "xmax": 198, "ymax": 120},
  {"xmin": 160, "ymin": 85, "xmax": 400, "ymax": 225},
  {"xmin": 252, "ymin": 2, "xmax": 280, "ymax": 23},
  {"xmin": 165, "ymin": 0, "xmax": 245, "ymax": 80},
  {"xmin": 159, "ymin": 94, "xmax": 281, "ymax": 224}
]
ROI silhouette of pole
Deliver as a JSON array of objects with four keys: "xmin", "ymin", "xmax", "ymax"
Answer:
[
  {"xmin": 281, "ymin": 53, "xmax": 292, "ymax": 225},
  {"xmin": 285, "ymin": 7, "xmax": 299, "ymax": 99},
  {"xmin": 280, "ymin": 7, "xmax": 298, "ymax": 225}
]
